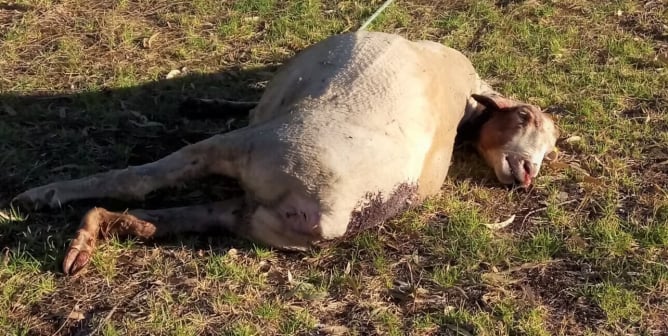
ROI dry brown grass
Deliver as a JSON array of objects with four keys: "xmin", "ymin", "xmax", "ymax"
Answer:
[{"xmin": 1, "ymin": 0, "xmax": 667, "ymax": 335}]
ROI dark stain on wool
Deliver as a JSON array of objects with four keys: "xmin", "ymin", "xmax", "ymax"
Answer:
[{"xmin": 344, "ymin": 182, "xmax": 420, "ymax": 237}]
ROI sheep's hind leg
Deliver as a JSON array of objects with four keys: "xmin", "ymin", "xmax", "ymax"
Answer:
[
  {"xmin": 64, "ymin": 198, "xmax": 245, "ymax": 275},
  {"xmin": 13, "ymin": 128, "xmax": 253, "ymax": 210}
]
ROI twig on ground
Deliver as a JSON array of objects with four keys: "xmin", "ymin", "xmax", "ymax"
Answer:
[
  {"xmin": 520, "ymin": 199, "xmax": 579, "ymax": 226},
  {"xmin": 443, "ymin": 323, "xmax": 475, "ymax": 336},
  {"xmin": 51, "ymin": 302, "xmax": 82, "ymax": 336},
  {"xmin": 90, "ymin": 304, "xmax": 119, "ymax": 336}
]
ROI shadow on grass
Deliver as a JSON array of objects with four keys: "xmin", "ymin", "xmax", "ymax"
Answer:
[
  {"xmin": 0, "ymin": 64, "xmax": 284, "ymax": 197},
  {"xmin": 0, "ymin": 64, "xmax": 286, "ymax": 272}
]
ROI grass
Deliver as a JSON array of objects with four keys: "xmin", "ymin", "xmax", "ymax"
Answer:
[{"xmin": 1, "ymin": 0, "xmax": 667, "ymax": 334}]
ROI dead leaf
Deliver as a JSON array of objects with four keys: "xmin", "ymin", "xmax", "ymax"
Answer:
[
  {"xmin": 549, "ymin": 161, "xmax": 571, "ymax": 170},
  {"xmin": 2, "ymin": 248, "xmax": 9, "ymax": 267},
  {"xmin": 258, "ymin": 260, "xmax": 271, "ymax": 273},
  {"xmin": 165, "ymin": 69, "xmax": 181, "ymax": 79},
  {"xmin": 564, "ymin": 135, "xmax": 582, "ymax": 143},
  {"xmin": 226, "ymin": 248, "xmax": 238, "ymax": 258},
  {"xmin": 582, "ymin": 175, "xmax": 602, "ymax": 185},
  {"xmin": 482, "ymin": 273, "xmax": 513, "ymax": 287},
  {"xmin": 67, "ymin": 311, "xmax": 85, "ymax": 321},
  {"xmin": 142, "ymin": 32, "xmax": 160, "ymax": 49},
  {"xmin": 287, "ymin": 270, "xmax": 294, "ymax": 284},
  {"xmin": 316, "ymin": 324, "xmax": 349, "ymax": 336},
  {"xmin": 484, "ymin": 215, "xmax": 515, "ymax": 230},
  {"xmin": 579, "ymin": 174, "xmax": 604, "ymax": 191},
  {"xmin": 546, "ymin": 147, "xmax": 559, "ymax": 161}
]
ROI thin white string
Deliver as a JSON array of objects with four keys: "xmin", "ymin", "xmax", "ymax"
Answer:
[{"xmin": 357, "ymin": 0, "xmax": 398, "ymax": 31}]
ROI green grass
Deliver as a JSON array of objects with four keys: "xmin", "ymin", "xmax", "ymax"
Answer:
[
  {"xmin": 580, "ymin": 282, "xmax": 644, "ymax": 325},
  {"xmin": 1, "ymin": 0, "xmax": 667, "ymax": 335}
]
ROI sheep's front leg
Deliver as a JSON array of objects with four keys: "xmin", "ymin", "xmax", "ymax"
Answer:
[
  {"xmin": 13, "ymin": 129, "xmax": 252, "ymax": 210},
  {"xmin": 64, "ymin": 198, "xmax": 245, "ymax": 275}
]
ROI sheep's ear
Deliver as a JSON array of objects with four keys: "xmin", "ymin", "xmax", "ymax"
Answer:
[{"xmin": 471, "ymin": 93, "xmax": 516, "ymax": 110}]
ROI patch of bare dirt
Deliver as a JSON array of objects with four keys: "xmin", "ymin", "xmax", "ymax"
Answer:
[
  {"xmin": 516, "ymin": 262, "xmax": 607, "ymax": 333},
  {"xmin": 621, "ymin": 95, "xmax": 668, "ymax": 126},
  {"xmin": 0, "ymin": 2, "xmax": 31, "ymax": 38},
  {"xmin": 618, "ymin": 1, "xmax": 668, "ymax": 44}
]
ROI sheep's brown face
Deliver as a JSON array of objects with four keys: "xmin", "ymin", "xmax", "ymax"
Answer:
[{"xmin": 472, "ymin": 94, "xmax": 559, "ymax": 188}]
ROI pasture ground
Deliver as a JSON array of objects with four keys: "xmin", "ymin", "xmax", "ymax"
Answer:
[{"xmin": 1, "ymin": 0, "xmax": 667, "ymax": 335}]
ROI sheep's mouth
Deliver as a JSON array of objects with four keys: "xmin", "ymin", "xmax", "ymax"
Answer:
[{"xmin": 506, "ymin": 156, "xmax": 532, "ymax": 187}]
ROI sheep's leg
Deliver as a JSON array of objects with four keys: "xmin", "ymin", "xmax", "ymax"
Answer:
[
  {"xmin": 63, "ymin": 198, "xmax": 245, "ymax": 275},
  {"xmin": 13, "ymin": 128, "xmax": 253, "ymax": 210}
]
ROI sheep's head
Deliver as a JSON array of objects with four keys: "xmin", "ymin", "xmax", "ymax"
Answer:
[{"xmin": 471, "ymin": 93, "xmax": 559, "ymax": 187}]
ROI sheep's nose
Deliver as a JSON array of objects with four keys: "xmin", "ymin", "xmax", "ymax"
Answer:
[{"xmin": 519, "ymin": 160, "xmax": 534, "ymax": 187}]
